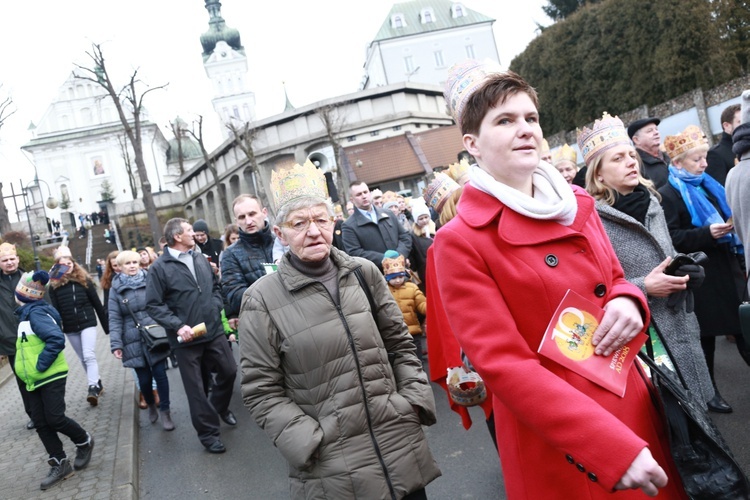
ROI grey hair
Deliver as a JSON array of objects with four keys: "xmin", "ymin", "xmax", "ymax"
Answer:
[
  {"xmin": 163, "ymin": 218, "xmax": 189, "ymax": 247},
  {"xmin": 275, "ymin": 196, "xmax": 334, "ymax": 224}
]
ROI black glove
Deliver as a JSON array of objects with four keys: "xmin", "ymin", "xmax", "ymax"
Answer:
[
  {"xmin": 673, "ymin": 263, "xmax": 705, "ymax": 290},
  {"xmin": 667, "ymin": 289, "xmax": 695, "ymax": 314}
]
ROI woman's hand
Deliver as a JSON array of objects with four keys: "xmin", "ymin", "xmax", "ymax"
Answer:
[
  {"xmin": 615, "ymin": 448, "xmax": 668, "ymax": 496},
  {"xmin": 113, "ymin": 349, "xmax": 123, "ymax": 359},
  {"xmin": 644, "ymin": 257, "xmax": 688, "ymax": 298},
  {"xmin": 593, "ymin": 296, "xmax": 644, "ymax": 356},
  {"xmin": 710, "ymin": 222, "xmax": 733, "ymax": 239}
]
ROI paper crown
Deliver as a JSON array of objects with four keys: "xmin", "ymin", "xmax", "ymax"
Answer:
[
  {"xmin": 382, "ymin": 251, "xmax": 406, "ymax": 279},
  {"xmin": 663, "ymin": 125, "xmax": 708, "ymax": 161},
  {"xmin": 444, "ymin": 59, "xmax": 503, "ymax": 128},
  {"xmin": 381, "ymin": 190, "xmax": 398, "ymax": 205},
  {"xmin": 270, "ymin": 160, "xmax": 329, "ymax": 209},
  {"xmin": 576, "ymin": 112, "xmax": 630, "ymax": 165},
  {"xmin": 15, "ymin": 271, "xmax": 50, "ymax": 303},
  {"xmin": 423, "ymin": 172, "xmax": 460, "ymax": 214},
  {"xmin": 552, "ymin": 144, "xmax": 578, "ymax": 166},
  {"xmin": 541, "ymin": 138, "xmax": 550, "ymax": 155},
  {"xmin": 447, "ymin": 158, "xmax": 471, "ymax": 184},
  {"xmin": 0, "ymin": 242, "xmax": 17, "ymax": 258}
]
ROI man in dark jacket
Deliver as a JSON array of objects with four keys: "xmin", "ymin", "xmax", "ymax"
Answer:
[
  {"xmin": 628, "ymin": 117, "xmax": 671, "ymax": 189},
  {"xmin": 220, "ymin": 195, "xmax": 274, "ymax": 329},
  {"xmin": 342, "ymin": 181, "xmax": 412, "ymax": 270},
  {"xmin": 146, "ymin": 218, "xmax": 237, "ymax": 454},
  {"xmin": 0, "ymin": 242, "xmax": 34, "ymax": 429},
  {"xmin": 192, "ymin": 219, "xmax": 224, "ymax": 268},
  {"xmin": 707, "ymin": 103, "xmax": 741, "ymax": 185}
]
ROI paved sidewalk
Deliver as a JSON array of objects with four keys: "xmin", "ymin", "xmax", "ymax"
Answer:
[{"xmin": 0, "ymin": 326, "xmax": 138, "ymax": 499}]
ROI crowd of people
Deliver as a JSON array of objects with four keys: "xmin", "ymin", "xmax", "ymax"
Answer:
[{"xmin": 1, "ymin": 58, "xmax": 749, "ymax": 499}]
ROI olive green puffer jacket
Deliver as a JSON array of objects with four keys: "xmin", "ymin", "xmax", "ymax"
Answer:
[{"xmin": 239, "ymin": 247, "xmax": 440, "ymax": 499}]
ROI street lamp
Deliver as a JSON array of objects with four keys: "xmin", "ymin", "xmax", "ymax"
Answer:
[{"xmin": 20, "ymin": 176, "xmax": 58, "ymax": 272}]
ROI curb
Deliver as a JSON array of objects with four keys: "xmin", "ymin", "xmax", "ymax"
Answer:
[{"xmin": 112, "ymin": 377, "xmax": 139, "ymax": 500}]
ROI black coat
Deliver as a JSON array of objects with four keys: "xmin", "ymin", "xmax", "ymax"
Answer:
[
  {"xmin": 0, "ymin": 268, "xmax": 23, "ymax": 355},
  {"xmin": 658, "ymin": 183, "xmax": 745, "ymax": 336},
  {"xmin": 341, "ymin": 208, "xmax": 412, "ymax": 270},
  {"xmin": 706, "ymin": 132, "xmax": 735, "ymax": 186},
  {"xmin": 49, "ymin": 277, "xmax": 108, "ymax": 334},
  {"xmin": 145, "ymin": 248, "xmax": 224, "ymax": 349},
  {"xmin": 637, "ymin": 148, "xmax": 671, "ymax": 189},
  {"xmin": 196, "ymin": 236, "xmax": 224, "ymax": 264}
]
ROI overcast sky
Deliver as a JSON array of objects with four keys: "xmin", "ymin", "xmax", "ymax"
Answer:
[{"xmin": 0, "ymin": 0, "xmax": 549, "ymax": 219}]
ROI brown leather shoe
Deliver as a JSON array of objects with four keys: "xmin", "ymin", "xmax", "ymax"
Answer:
[
  {"xmin": 153, "ymin": 389, "xmax": 160, "ymax": 407},
  {"xmin": 138, "ymin": 392, "xmax": 147, "ymax": 410}
]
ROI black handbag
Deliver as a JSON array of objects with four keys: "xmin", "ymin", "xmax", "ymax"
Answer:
[
  {"xmin": 637, "ymin": 323, "xmax": 750, "ymax": 499},
  {"xmin": 122, "ymin": 298, "xmax": 170, "ymax": 354}
]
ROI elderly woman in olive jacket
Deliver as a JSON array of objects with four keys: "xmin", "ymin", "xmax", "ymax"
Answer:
[{"xmin": 239, "ymin": 194, "xmax": 440, "ymax": 500}]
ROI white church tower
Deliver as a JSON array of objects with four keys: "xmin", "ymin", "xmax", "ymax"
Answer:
[{"xmin": 200, "ymin": 0, "xmax": 256, "ymax": 137}]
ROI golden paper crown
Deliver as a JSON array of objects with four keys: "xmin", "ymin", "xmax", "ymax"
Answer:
[
  {"xmin": 0, "ymin": 242, "xmax": 17, "ymax": 258},
  {"xmin": 663, "ymin": 125, "xmax": 708, "ymax": 161},
  {"xmin": 270, "ymin": 160, "xmax": 329, "ymax": 209},
  {"xmin": 576, "ymin": 112, "xmax": 630, "ymax": 165},
  {"xmin": 423, "ymin": 172, "xmax": 460, "ymax": 214},
  {"xmin": 552, "ymin": 144, "xmax": 578, "ymax": 166},
  {"xmin": 382, "ymin": 253, "xmax": 406, "ymax": 277},
  {"xmin": 381, "ymin": 190, "xmax": 398, "ymax": 205},
  {"xmin": 541, "ymin": 138, "xmax": 550, "ymax": 154},
  {"xmin": 447, "ymin": 158, "xmax": 471, "ymax": 183}
]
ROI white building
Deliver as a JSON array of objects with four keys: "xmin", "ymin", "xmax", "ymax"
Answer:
[
  {"xmin": 201, "ymin": 0, "xmax": 256, "ymax": 137},
  {"xmin": 360, "ymin": 0, "xmax": 499, "ymax": 90},
  {"xmin": 21, "ymin": 69, "xmax": 182, "ymax": 230}
]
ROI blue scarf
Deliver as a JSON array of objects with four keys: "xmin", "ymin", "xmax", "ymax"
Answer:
[
  {"xmin": 668, "ymin": 166, "xmax": 743, "ymax": 254},
  {"xmin": 118, "ymin": 269, "xmax": 147, "ymax": 288}
]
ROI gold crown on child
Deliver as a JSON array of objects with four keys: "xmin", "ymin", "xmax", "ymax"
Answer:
[
  {"xmin": 382, "ymin": 254, "xmax": 406, "ymax": 277},
  {"xmin": 270, "ymin": 160, "xmax": 329, "ymax": 209}
]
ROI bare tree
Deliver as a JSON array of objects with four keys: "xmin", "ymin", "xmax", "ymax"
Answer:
[
  {"xmin": 186, "ymin": 115, "xmax": 232, "ymax": 226},
  {"xmin": 74, "ymin": 43, "xmax": 167, "ymax": 245},
  {"xmin": 168, "ymin": 119, "xmax": 187, "ymax": 176},
  {"xmin": 315, "ymin": 104, "xmax": 349, "ymax": 206},
  {"xmin": 0, "ymin": 88, "xmax": 16, "ymax": 234},
  {"xmin": 226, "ymin": 120, "xmax": 271, "ymax": 212},
  {"xmin": 116, "ymin": 134, "xmax": 138, "ymax": 199}
]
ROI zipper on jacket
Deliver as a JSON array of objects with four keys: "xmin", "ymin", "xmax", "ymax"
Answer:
[{"xmin": 334, "ymin": 300, "xmax": 397, "ymax": 500}]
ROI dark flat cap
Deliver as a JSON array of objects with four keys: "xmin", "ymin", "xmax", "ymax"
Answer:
[{"xmin": 627, "ymin": 117, "xmax": 660, "ymax": 139}]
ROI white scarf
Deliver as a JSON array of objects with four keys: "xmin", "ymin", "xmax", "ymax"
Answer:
[{"xmin": 469, "ymin": 162, "xmax": 578, "ymax": 226}]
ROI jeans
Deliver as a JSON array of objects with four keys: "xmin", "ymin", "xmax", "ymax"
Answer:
[
  {"xmin": 27, "ymin": 378, "xmax": 88, "ymax": 460},
  {"xmin": 135, "ymin": 360, "xmax": 170, "ymax": 411},
  {"xmin": 66, "ymin": 326, "xmax": 99, "ymax": 386}
]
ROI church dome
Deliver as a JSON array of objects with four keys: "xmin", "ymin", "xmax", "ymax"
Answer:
[
  {"xmin": 200, "ymin": 0, "xmax": 244, "ymax": 60},
  {"xmin": 167, "ymin": 135, "xmax": 203, "ymax": 163}
]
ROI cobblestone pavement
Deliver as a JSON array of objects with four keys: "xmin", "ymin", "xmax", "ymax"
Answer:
[{"xmin": 0, "ymin": 325, "xmax": 137, "ymax": 500}]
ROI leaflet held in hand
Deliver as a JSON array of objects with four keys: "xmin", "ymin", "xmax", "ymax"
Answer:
[{"xmin": 537, "ymin": 289, "xmax": 647, "ymax": 397}]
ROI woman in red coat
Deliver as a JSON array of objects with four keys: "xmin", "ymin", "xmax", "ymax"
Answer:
[{"xmin": 434, "ymin": 60, "xmax": 687, "ymax": 499}]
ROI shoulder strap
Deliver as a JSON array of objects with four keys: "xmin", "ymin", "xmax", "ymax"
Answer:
[
  {"xmin": 353, "ymin": 267, "xmax": 378, "ymax": 327},
  {"xmin": 121, "ymin": 297, "xmax": 141, "ymax": 328}
]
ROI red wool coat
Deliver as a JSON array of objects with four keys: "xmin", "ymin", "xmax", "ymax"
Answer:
[{"xmin": 434, "ymin": 184, "xmax": 686, "ymax": 500}]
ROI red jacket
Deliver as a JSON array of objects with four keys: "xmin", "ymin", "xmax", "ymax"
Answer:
[{"xmin": 434, "ymin": 184, "xmax": 686, "ymax": 499}]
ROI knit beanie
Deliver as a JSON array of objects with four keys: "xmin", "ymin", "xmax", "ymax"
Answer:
[
  {"xmin": 411, "ymin": 202, "xmax": 430, "ymax": 220},
  {"xmin": 15, "ymin": 270, "xmax": 50, "ymax": 303},
  {"xmin": 383, "ymin": 201, "xmax": 399, "ymax": 211},
  {"xmin": 192, "ymin": 219, "xmax": 209, "ymax": 234},
  {"xmin": 382, "ymin": 250, "xmax": 407, "ymax": 281},
  {"xmin": 53, "ymin": 245, "xmax": 72, "ymax": 260}
]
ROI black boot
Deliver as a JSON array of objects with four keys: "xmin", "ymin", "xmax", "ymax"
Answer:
[
  {"xmin": 73, "ymin": 433, "xmax": 95, "ymax": 470},
  {"xmin": 707, "ymin": 386, "xmax": 733, "ymax": 413},
  {"xmin": 40, "ymin": 457, "xmax": 74, "ymax": 490}
]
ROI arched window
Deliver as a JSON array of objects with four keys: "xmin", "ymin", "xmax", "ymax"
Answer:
[
  {"xmin": 391, "ymin": 14, "xmax": 406, "ymax": 28},
  {"xmin": 452, "ymin": 4, "xmax": 466, "ymax": 18},
  {"xmin": 421, "ymin": 8, "xmax": 434, "ymax": 23}
]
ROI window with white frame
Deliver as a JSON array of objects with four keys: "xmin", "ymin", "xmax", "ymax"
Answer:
[
  {"xmin": 404, "ymin": 56, "xmax": 414, "ymax": 73},
  {"xmin": 434, "ymin": 51, "xmax": 444, "ymax": 68},
  {"xmin": 421, "ymin": 8, "xmax": 434, "ymax": 23},
  {"xmin": 465, "ymin": 45, "xmax": 475, "ymax": 59},
  {"xmin": 452, "ymin": 4, "xmax": 466, "ymax": 18},
  {"xmin": 391, "ymin": 14, "xmax": 405, "ymax": 28}
]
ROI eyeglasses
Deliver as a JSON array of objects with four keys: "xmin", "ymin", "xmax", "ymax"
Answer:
[{"xmin": 278, "ymin": 216, "xmax": 335, "ymax": 234}]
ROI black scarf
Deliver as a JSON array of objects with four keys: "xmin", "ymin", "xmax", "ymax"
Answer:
[
  {"xmin": 238, "ymin": 221, "xmax": 274, "ymax": 249},
  {"xmin": 732, "ymin": 123, "xmax": 750, "ymax": 158},
  {"xmin": 611, "ymin": 184, "xmax": 651, "ymax": 225}
]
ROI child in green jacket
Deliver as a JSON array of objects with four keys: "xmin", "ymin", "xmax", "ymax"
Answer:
[{"xmin": 15, "ymin": 271, "xmax": 94, "ymax": 490}]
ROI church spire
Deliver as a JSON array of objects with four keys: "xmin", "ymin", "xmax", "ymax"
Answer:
[{"xmin": 282, "ymin": 82, "xmax": 295, "ymax": 112}]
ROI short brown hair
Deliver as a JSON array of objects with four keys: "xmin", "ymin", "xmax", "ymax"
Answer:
[
  {"xmin": 231, "ymin": 194, "xmax": 263, "ymax": 212},
  {"xmin": 721, "ymin": 104, "xmax": 741, "ymax": 127},
  {"xmin": 460, "ymin": 72, "xmax": 539, "ymax": 136}
]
